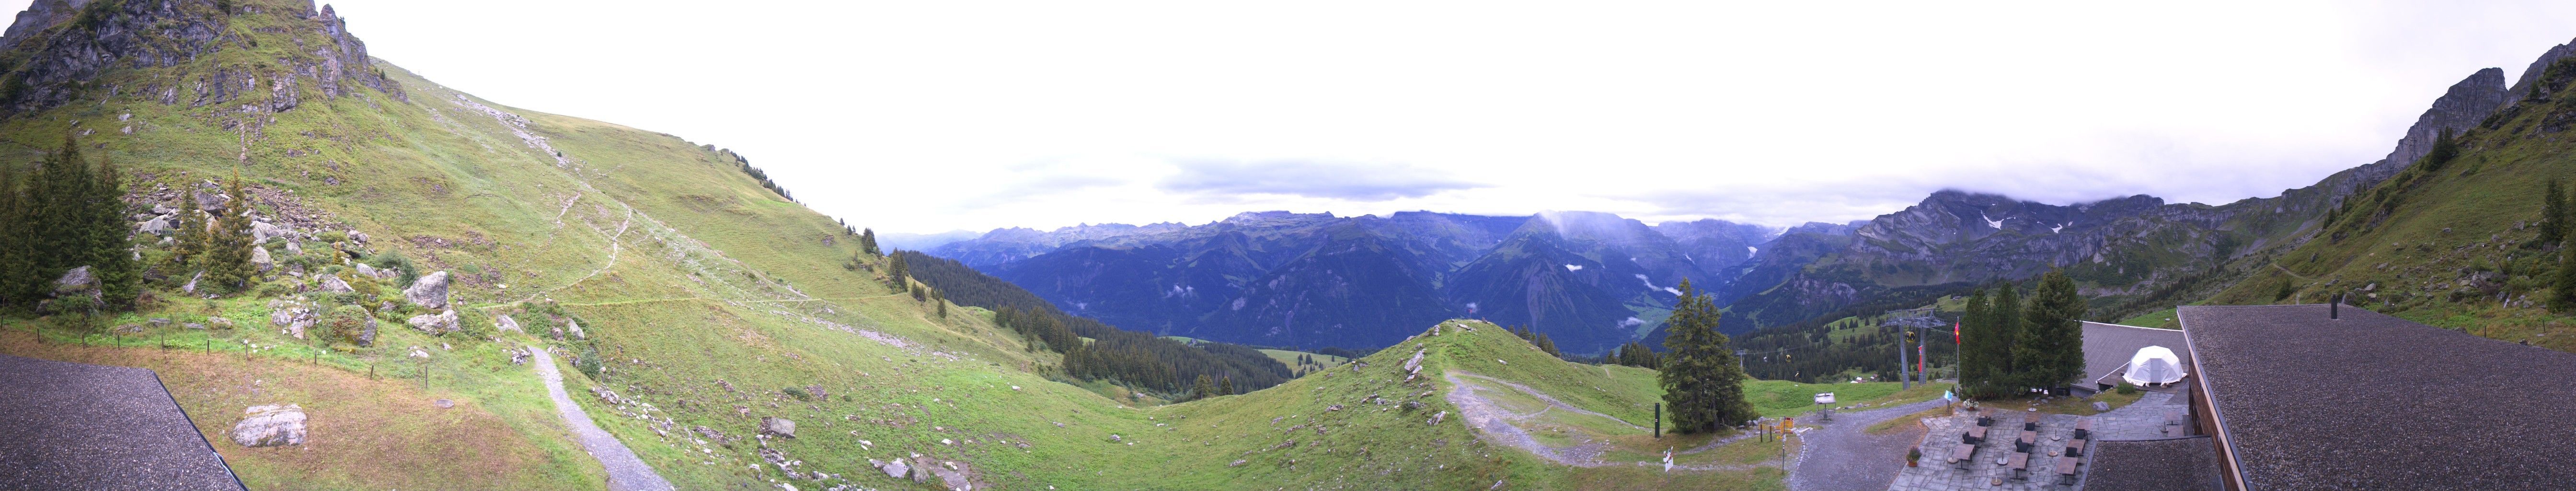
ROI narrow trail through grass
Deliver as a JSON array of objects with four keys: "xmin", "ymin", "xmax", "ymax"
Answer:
[{"xmin": 528, "ymin": 346, "xmax": 673, "ymax": 491}]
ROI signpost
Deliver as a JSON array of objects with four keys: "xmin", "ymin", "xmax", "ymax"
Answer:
[{"xmin": 1816, "ymin": 392, "xmax": 1837, "ymax": 421}]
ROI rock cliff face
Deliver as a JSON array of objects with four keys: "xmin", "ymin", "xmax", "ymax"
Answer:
[{"xmin": 0, "ymin": 0, "xmax": 401, "ymax": 115}]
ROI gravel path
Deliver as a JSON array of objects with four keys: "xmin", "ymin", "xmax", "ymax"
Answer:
[
  {"xmin": 1787, "ymin": 399, "xmax": 1945, "ymax": 491},
  {"xmin": 530, "ymin": 347, "xmax": 674, "ymax": 491}
]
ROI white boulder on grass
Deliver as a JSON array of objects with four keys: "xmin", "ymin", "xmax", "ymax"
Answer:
[{"xmin": 231, "ymin": 404, "xmax": 308, "ymax": 447}]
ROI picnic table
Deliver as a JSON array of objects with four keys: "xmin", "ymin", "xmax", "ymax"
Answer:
[
  {"xmin": 2067, "ymin": 438, "xmax": 2087, "ymax": 457},
  {"xmin": 2073, "ymin": 419, "xmax": 2094, "ymax": 440},
  {"xmin": 1964, "ymin": 425, "xmax": 1989, "ymax": 444},
  {"xmin": 2005, "ymin": 452, "xmax": 2031, "ymax": 480},
  {"xmin": 1951, "ymin": 443, "xmax": 1976, "ymax": 468},
  {"xmin": 2056, "ymin": 456, "xmax": 2082, "ymax": 484},
  {"xmin": 2016, "ymin": 430, "xmax": 2038, "ymax": 452}
]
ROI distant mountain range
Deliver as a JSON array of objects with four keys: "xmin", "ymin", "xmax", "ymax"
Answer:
[
  {"xmin": 926, "ymin": 211, "xmax": 1806, "ymax": 354},
  {"xmin": 924, "ymin": 39, "xmax": 2576, "ymax": 357}
]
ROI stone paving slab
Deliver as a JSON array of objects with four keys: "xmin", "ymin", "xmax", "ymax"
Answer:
[{"xmin": 1887, "ymin": 392, "xmax": 2197, "ymax": 491}]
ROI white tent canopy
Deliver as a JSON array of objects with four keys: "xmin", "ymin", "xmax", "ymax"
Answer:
[{"xmin": 2122, "ymin": 345, "xmax": 2187, "ymax": 386}]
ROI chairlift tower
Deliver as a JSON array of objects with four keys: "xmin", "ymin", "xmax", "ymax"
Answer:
[{"xmin": 1882, "ymin": 307, "xmax": 1944, "ymax": 389}]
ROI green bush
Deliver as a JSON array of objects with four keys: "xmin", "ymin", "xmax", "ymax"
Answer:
[
  {"xmin": 2115, "ymin": 382, "xmax": 2139, "ymax": 395},
  {"xmin": 573, "ymin": 342, "xmax": 604, "ymax": 381},
  {"xmin": 783, "ymin": 386, "xmax": 812, "ymax": 401},
  {"xmin": 322, "ymin": 305, "xmax": 371, "ymax": 346},
  {"xmin": 365, "ymin": 250, "xmax": 420, "ymax": 287}
]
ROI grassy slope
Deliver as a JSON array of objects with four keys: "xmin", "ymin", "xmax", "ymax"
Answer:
[
  {"xmin": 0, "ymin": 1, "xmax": 1794, "ymax": 490},
  {"xmin": 2205, "ymin": 84, "xmax": 2576, "ymax": 352}
]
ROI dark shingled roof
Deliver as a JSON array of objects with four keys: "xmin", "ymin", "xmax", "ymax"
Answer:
[
  {"xmin": 2179, "ymin": 304, "xmax": 2576, "ymax": 491},
  {"xmin": 2080, "ymin": 321, "xmax": 2188, "ymax": 387},
  {"xmin": 0, "ymin": 354, "xmax": 245, "ymax": 491},
  {"xmin": 2083, "ymin": 436, "xmax": 2221, "ymax": 491}
]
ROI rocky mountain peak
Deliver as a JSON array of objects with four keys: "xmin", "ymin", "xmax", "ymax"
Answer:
[
  {"xmin": 2508, "ymin": 37, "xmax": 2576, "ymax": 101},
  {"xmin": 0, "ymin": 0, "xmax": 92, "ymax": 49},
  {"xmin": 0, "ymin": 0, "xmax": 402, "ymax": 115},
  {"xmin": 2382, "ymin": 68, "xmax": 2507, "ymax": 172}
]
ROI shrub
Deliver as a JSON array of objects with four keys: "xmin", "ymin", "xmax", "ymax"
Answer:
[
  {"xmin": 2115, "ymin": 382, "xmax": 2139, "ymax": 395},
  {"xmin": 574, "ymin": 342, "xmax": 604, "ymax": 381},
  {"xmin": 783, "ymin": 386, "xmax": 812, "ymax": 401},
  {"xmin": 365, "ymin": 250, "xmax": 419, "ymax": 287},
  {"xmin": 322, "ymin": 305, "xmax": 370, "ymax": 346}
]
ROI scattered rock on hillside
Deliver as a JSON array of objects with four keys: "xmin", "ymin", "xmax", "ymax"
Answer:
[
  {"xmin": 406, "ymin": 310, "xmax": 460, "ymax": 333},
  {"xmin": 761, "ymin": 417, "xmax": 797, "ymax": 438},
  {"xmin": 494, "ymin": 314, "xmax": 520, "ymax": 332},
  {"xmin": 251, "ymin": 221, "xmax": 290, "ymax": 244},
  {"xmin": 208, "ymin": 316, "xmax": 232, "ymax": 329},
  {"xmin": 136, "ymin": 215, "xmax": 172, "ymax": 235},
  {"xmin": 564, "ymin": 319, "xmax": 585, "ymax": 339},
  {"xmin": 320, "ymin": 274, "xmax": 354, "ymax": 293},
  {"xmin": 251, "ymin": 246, "xmax": 274, "ymax": 272},
  {"xmin": 403, "ymin": 271, "xmax": 449, "ymax": 309},
  {"xmin": 1428, "ymin": 410, "xmax": 1447, "ymax": 426},
  {"xmin": 230, "ymin": 404, "xmax": 308, "ymax": 447},
  {"xmin": 872, "ymin": 458, "xmax": 908, "ymax": 479},
  {"xmin": 268, "ymin": 304, "xmax": 313, "ymax": 339},
  {"xmin": 283, "ymin": 241, "xmax": 302, "ymax": 256}
]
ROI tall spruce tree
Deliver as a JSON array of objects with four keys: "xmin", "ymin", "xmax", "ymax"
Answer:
[
  {"xmin": 0, "ymin": 163, "xmax": 29, "ymax": 307},
  {"xmin": 30, "ymin": 136, "xmax": 95, "ymax": 284},
  {"xmin": 1658, "ymin": 280, "xmax": 1755, "ymax": 433},
  {"xmin": 2545, "ymin": 178, "xmax": 2568, "ymax": 246},
  {"xmin": 168, "ymin": 187, "xmax": 207, "ymax": 274},
  {"xmin": 1988, "ymin": 282, "xmax": 2024, "ymax": 390},
  {"xmin": 1192, "ymin": 374, "xmax": 1217, "ymax": 400},
  {"xmin": 89, "ymin": 155, "xmax": 137, "ymax": 309},
  {"xmin": 886, "ymin": 249, "xmax": 908, "ymax": 288},
  {"xmin": 2013, "ymin": 270, "xmax": 2087, "ymax": 392},
  {"xmin": 860, "ymin": 228, "xmax": 879, "ymax": 256},
  {"xmin": 1957, "ymin": 288, "xmax": 1995, "ymax": 392},
  {"xmin": 200, "ymin": 172, "xmax": 255, "ymax": 293}
]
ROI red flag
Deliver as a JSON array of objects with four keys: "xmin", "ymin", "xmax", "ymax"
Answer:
[{"xmin": 1953, "ymin": 322, "xmax": 1960, "ymax": 344}]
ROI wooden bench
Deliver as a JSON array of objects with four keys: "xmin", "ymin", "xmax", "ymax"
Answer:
[{"xmin": 2056, "ymin": 456, "xmax": 2081, "ymax": 485}]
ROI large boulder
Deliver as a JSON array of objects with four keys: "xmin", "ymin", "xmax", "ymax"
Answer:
[
  {"xmin": 136, "ymin": 215, "xmax": 173, "ymax": 235},
  {"xmin": 251, "ymin": 221, "xmax": 290, "ymax": 245},
  {"xmin": 760, "ymin": 417, "xmax": 796, "ymax": 438},
  {"xmin": 283, "ymin": 240, "xmax": 303, "ymax": 257},
  {"xmin": 320, "ymin": 274, "xmax": 354, "ymax": 293},
  {"xmin": 494, "ymin": 314, "xmax": 521, "ymax": 332},
  {"xmin": 51, "ymin": 266, "xmax": 96, "ymax": 299},
  {"xmin": 565, "ymin": 319, "xmax": 585, "ymax": 339},
  {"xmin": 403, "ymin": 271, "xmax": 449, "ymax": 309},
  {"xmin": 193, "ymin": 189, "xmax": 229, "ymax": 213},
  {"xmin": 230, "ymin": 404, "xmax": 308, "ymax": 447},
  {"xmin": 406, "ymin": 310, "xmax": 460, "ymax": 334},
  {"xmin": 251, "ymin": 246, "xmax": 274, "ymax": 272}
]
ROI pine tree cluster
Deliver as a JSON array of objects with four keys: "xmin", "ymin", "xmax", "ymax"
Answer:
[
  {"xmin": 0, "ymin": 136, "xmax": 141, "ymax": 312},
  {"xmin": 1957, "ymin": 269, "xmax": 2088, "ymax": 398},
  {"xmin": 1506, "ymin": 325, "xmax": 1560, "ymax": 358},
  {"xmin": 1607, "ymin": 341, "xmax": 1661, "ymax": 368}
]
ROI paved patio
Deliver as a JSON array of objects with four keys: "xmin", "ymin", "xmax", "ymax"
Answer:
[{"xmin": 1887, "ymin": 392, "xmax": 2195, "ymax": 491}]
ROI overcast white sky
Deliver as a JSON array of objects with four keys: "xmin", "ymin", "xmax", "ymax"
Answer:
[{"xmin": 293, "ymin": 0, "xmax": 2576, "ymax": 234}]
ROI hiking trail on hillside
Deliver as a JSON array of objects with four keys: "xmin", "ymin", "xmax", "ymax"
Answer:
[{"xmin": 529, "ymin": 346, "xmax": 676, "ymax": 491}]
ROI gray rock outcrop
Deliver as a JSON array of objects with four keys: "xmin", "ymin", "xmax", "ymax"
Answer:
[
  {"xmin": 270, "ymin": 306, "xmax": 313, "ymax": 339},
  {"xmin": 136, "ymin": 215, "xmax": 172, "ymax": 235},
  {"xmin": 251, "ymin": 246, "xmax": 274, "ymax": 272},
  {"xmin": 760, "ymin": 417, "xmax": 796, "ymax": 438},
  {"xmin": 230, "ymin": 404, "xmax": 308, "ymax": 447},
  {"xmin": 494, "ymin": 314, "xmax": 520, "ymax": 332},
  {"xmin": 320, "ymin": 274, "xmax": 354, "ymax": 293},
  {"xmin": 405, "ymin": 309, "xmax": 459, "ymax": 334},
  {"xmin": 51, "ymin": 265, "xmax": 95, "ymax": 298},
  {"xmin": 402, "ymin": 271, "xmax": 448, "ymax": 309},
  {"xmin": 251, "ymin": 221, "xmax": 290, "ymax": 245}
]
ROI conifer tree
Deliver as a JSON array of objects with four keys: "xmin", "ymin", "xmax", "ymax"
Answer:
[
  {"xmin": 2544, "ymin": 178, "xmax": 2567, "ymax": 246},
  {"xmin": 2013, "ymin": 270, "xmax": 2087, "ymax": 392},
  {"xmin": 1534, "ymin": 332, "xmax": 1559, "ymax": 357},
  {"xmin": 860, "ymin": 228, "xmax": 880, "ymax": 256},
  {"xmin": 169, "ymin": 187, "xmax": 207, "ymax": 273},
  {"xmin": 886, "ymin": 249, "xmax": 908, "ymax": 288},
  {"xmin": 0, "ymin": 163, "xmax": 29, "ymax": 307},
  {"xmin": 1957, "ymin": 289, "xmax": 1994, "ymax": 392},
  {"xmin": 2555, "ymin": 243, "xmax": 2576, "ymax": 312},
  {"xmin": 932, "ymin": 289, "xmax": 947, "ymax": 318},
  {"xmin": 1658, "ymin": 280, "xmax": 1755, "ymax": 433},
  {"xmin": 88, "ymin": 155, "xmax": 136, "ymax": 309},
  {"xmin": 1219, "ymin": 375, "xmax": 1235, "ymax": 396},
  {"xmin": 200, "ymin": 172, "xmax": 254, "ymax": 293},
  {"xmin": 1988, "ymin": 282, "xmax": 2024, "ymax": 390},
  {"xmin": 1192, "ymin": 374, "xmax": 1216, "ymax": 400},
  {"xmin": 30, "ymin": 135, "xmax": 94, "ymax": 281}
]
